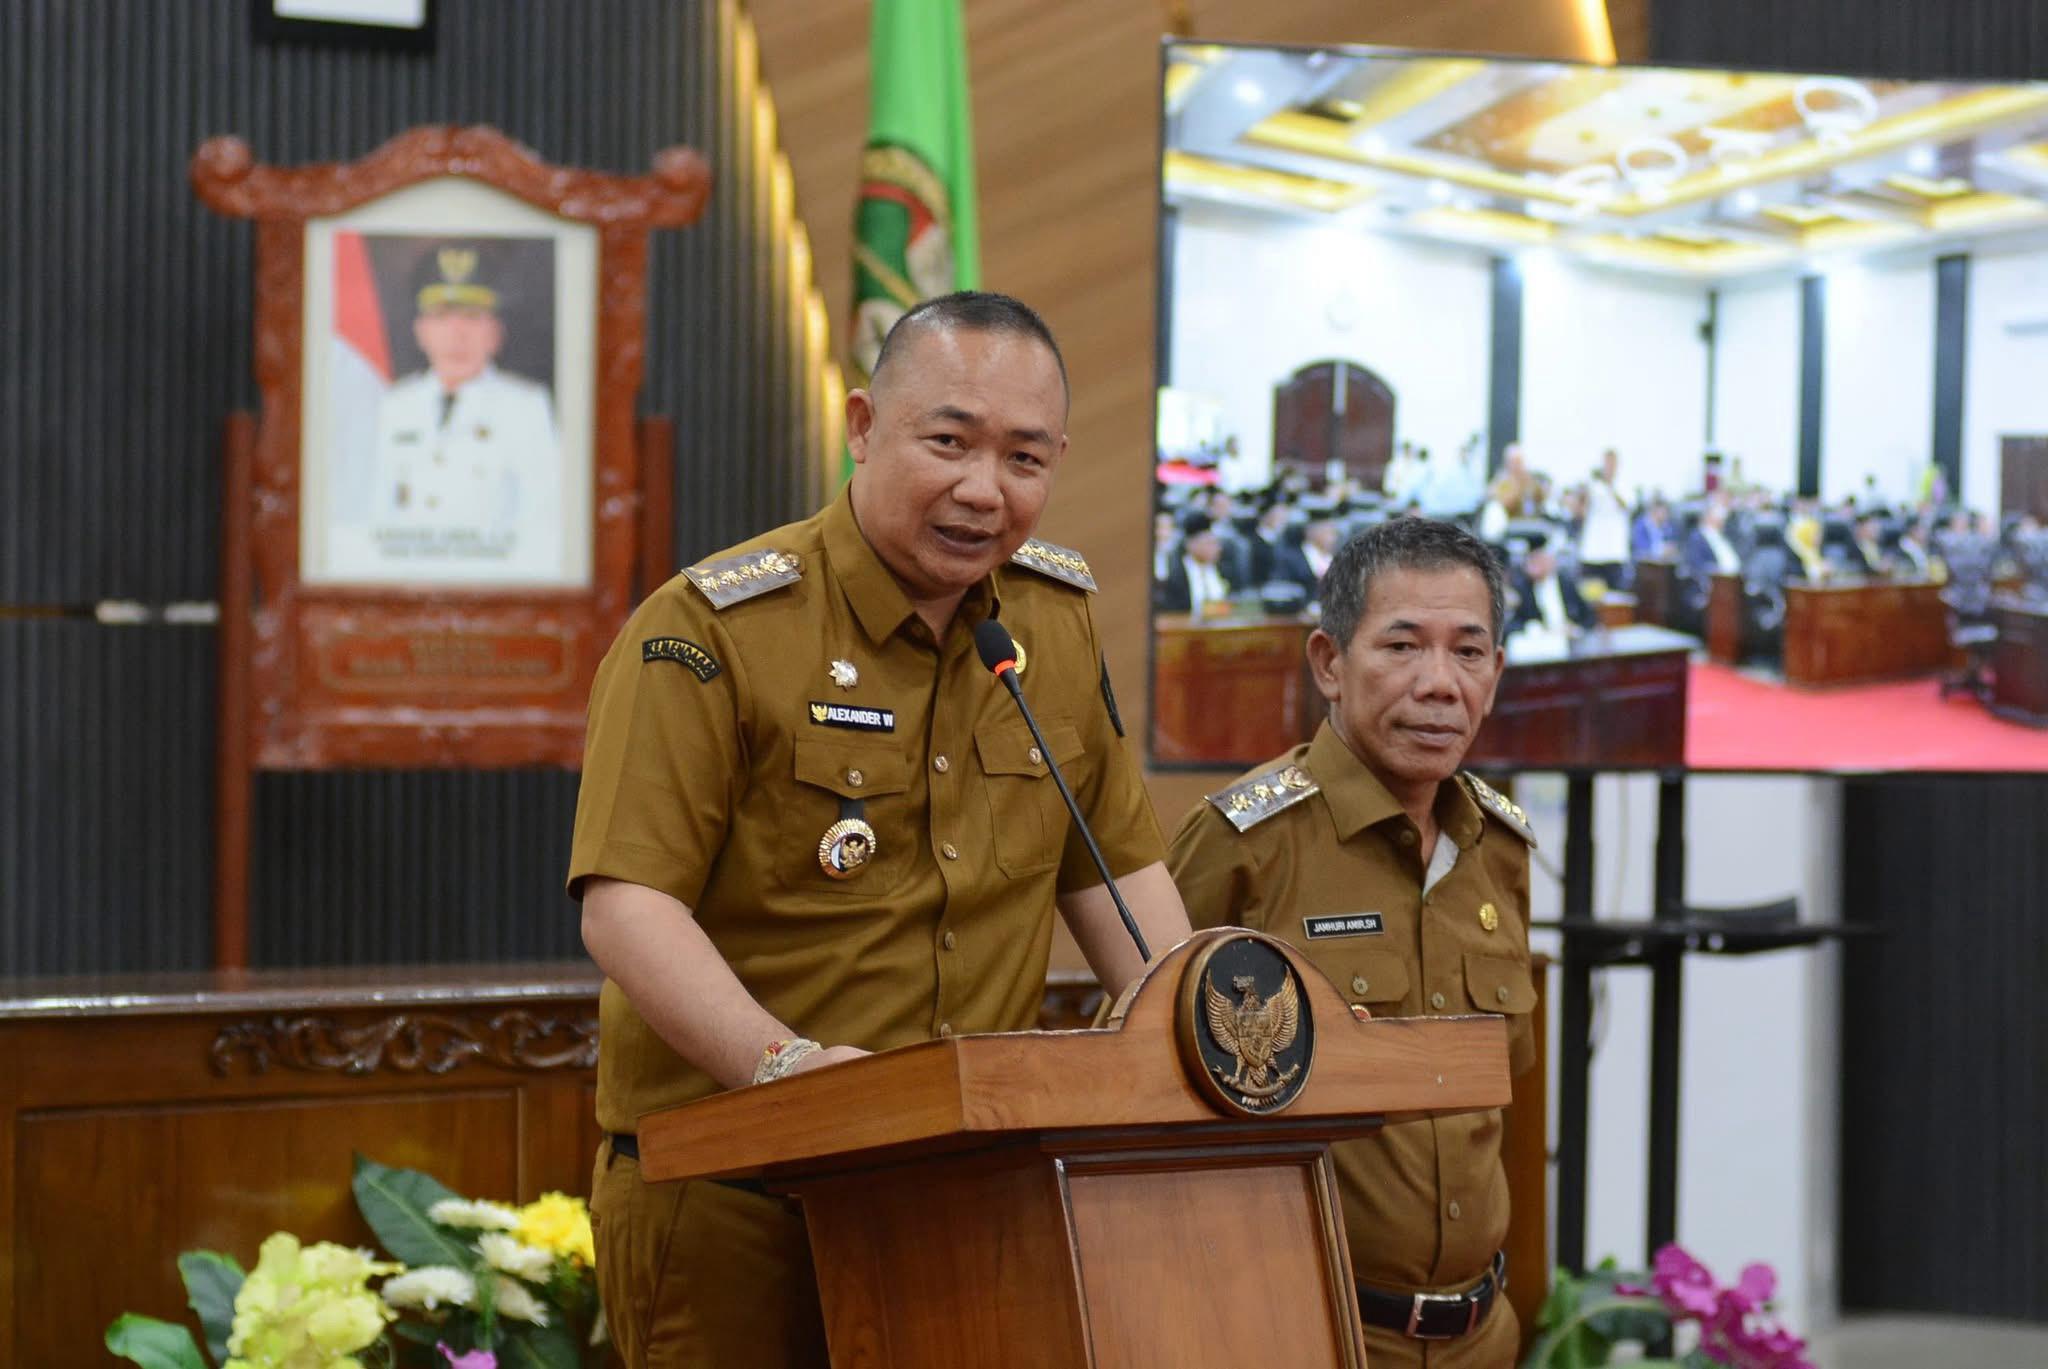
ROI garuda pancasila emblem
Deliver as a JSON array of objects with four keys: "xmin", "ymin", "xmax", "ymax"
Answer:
[{"xmin": 1204, "ymin": 972, "xmax": 1302, "ymax": 1099}]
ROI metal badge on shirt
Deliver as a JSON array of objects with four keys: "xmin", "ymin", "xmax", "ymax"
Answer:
[
  {"xmin": 1303, "ymin": 913, "xmax": 1385, "ymax": 940},
  {"xmin": 808, "ymin": 701, "xmax": 895, "ymax": 733}
]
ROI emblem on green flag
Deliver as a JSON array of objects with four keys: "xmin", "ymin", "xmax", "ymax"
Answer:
[{"xmin": 848, "ymin": 0, "xmax": 980, "ymax": 390}]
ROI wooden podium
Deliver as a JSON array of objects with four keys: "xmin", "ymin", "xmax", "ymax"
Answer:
[{"xmin": 639, "ymin": 930, "xmax": 1511, "ymax": 1367}]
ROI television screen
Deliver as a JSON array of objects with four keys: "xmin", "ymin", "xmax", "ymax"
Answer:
[{"xmin": 1150, "ymin": 42, "xmax": 2048, "ymax": 774}]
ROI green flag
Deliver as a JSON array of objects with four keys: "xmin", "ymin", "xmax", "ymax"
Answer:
[{"xmin": 848, "ymin": 0, "xmax": 980, "ymax": 390}]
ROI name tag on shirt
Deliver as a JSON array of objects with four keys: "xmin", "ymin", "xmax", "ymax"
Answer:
[{"xmin": 1303, "ymin": 913, "xmax": 1384, "ymax": 940}]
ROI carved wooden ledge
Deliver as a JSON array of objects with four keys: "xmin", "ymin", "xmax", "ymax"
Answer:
[
  {"xmin": 190, "ymin": 124, "xmax": 711, "ymax": 228},
  {"xmin": 209, "ymin": 1008, "xmax": 599, "ymax": 1077}
]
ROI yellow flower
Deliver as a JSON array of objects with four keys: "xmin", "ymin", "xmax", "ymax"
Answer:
[
  {"xmin": 514, "ymin": 1191, "xmax": 595, "ymax": 1266},
  {"xmin": 222, "ymin": 1230, "xmax": 397, "ymax": 1366}
]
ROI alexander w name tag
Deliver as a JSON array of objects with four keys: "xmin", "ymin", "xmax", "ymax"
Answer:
[
  {"xmin": 1303, "ymin": 913, "xmax": 1384, "ymax": 940},
  {"xmin": 809, "ymin": 701, "xmax": 895, "ymax": 733}
]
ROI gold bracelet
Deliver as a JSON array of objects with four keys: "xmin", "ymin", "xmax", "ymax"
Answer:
[{"xmin": 752, "ymin": 1036, "xmax": 821, "ymax": 1085}]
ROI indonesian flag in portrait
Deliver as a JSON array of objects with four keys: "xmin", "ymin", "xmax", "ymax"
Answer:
[{"xmin": 328, "ymin": 231, "xmax": 393, "ymax": 524}]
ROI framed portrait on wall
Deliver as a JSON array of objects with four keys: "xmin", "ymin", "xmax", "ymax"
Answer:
[
  {"xmin": 300, "ymin": 178, "xmax": 598, "ymax": 589},
  {"xmin": 253, "ymin": 0, "xmax": 436, "ymax": 52}
]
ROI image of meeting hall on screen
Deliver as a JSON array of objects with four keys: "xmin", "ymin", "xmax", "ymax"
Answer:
[{"xmin": 1148, "ymin": 44, "xmax": 2048, "ymax": 777}]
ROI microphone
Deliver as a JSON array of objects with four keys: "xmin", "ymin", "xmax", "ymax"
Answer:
[{"xmin": 973, "ymin": 619, "xmax": 1152, "ymax": 964}]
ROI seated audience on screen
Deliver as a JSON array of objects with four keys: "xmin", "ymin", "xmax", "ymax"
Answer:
[
  {"xmin": 1506, "ymin": 537, "xmax": 1596, "ymax": 643},
  {"xmin": 1246, "ymin": 497, "xmax": 1295, "ymax": 587},
  {"xmin": 1685, "ymin": 500, "xmax": 1743, "ymax": 584},
  {"xmin": 1633, "ymin": 497, "xmax": 1676, "ymax": 561},
  {"xmin": 1847, "ymin": 512, "xmax": 1891, "ymax": 577},
  {"xmin": 1158, "ymin": 512, "xmax": 1233, "ymax": 614},
  {"xmin": 1896, "ymin": 516, "xmax": 1936, "ymax": 579}
]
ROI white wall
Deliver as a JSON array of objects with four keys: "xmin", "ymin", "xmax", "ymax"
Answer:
[
  {"xmin": 1820, "ymin": 257, "xmax": 1935, "ymax": 505},
  {"xmin": 1169, "ymin": 204, "xmax": 1492, "ymax": 489},
  {"xmin": 1711, "ymin": 277, "xmax": 1802, "ymax": 496},
  {"xmin": 1522, "ymin": 774, "xmax": 1842, "ymax": 1339},
  {"xmin": 1963, "ymin": 242, "xmax": 2048, "ymax": 515},
  {"xmin": 1518, "ymin": 255, "xmax": 1710, "ymax": 504}
]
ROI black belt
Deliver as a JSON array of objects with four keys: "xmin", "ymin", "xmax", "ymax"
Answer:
[
  {"xmin": 1357, "ymin": 1251, "xmax": 1505, "ymax": 1340},
  {"xmin": 607, "ymin": 1133, "xmax": 772, "ymax": 1198}
]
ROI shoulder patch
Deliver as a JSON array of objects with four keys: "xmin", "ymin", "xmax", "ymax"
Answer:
[
  {"xmin": 683, "ymin": 548, "xmax": 803, "ymax": 609},
  {"xmin": 1009, "ymin": 538, "xmax": 1098, "ymax": 592},
  {"xmin": 642, "ymin": 637, "xmax": 720, "ymax": 681},
  {"xmin": 1206, "ymin": 764, "xmax": 1320, "ymax": 833},
  {"xmin": 1461, "ymin": 772, "xmax": 1536, "ymax": 847}
]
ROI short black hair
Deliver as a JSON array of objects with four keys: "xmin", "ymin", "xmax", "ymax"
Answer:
[
  {"xmin": 870, "ymin": 290, "xmax": 1069, "ymax": 399},
  {"xmin": 1318, "ymin": 517, "xmax": 1505, "ymax": 647}
]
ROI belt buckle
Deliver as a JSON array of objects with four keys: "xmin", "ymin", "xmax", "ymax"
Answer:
[{"xmin": 1404, "ymin": 1288, "xmax": 1480, "ymax": 1340}]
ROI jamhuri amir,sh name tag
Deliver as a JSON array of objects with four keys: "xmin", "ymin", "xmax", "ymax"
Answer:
[
  {"xmin": 808, "ymin": 701, "xmax": 896, "ymax": 733},
  {"xmin": 1303, "ymin": 913, "xmax": 1384, "ymax": 941}
]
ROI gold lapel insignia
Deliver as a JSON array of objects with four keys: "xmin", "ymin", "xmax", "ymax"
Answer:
[
  {"xmin": 1008, "ymin": 538, "xmax": 1098, "ymax": 592},
  {"xmin": 818, "ymin": 818, "xmax": 876, "ymax": 880},
  {"xmin": 1460, "ymin": 772, "xmax": 1537, "ymax": 847},
  {"xmin": 829, "ymin": 659, "xmax": 859, "ymax": 689},
  {"xmin": 684, "ymin": 548, "xmax": 804, "ymax": 610},
  {"xmin": 1011, "ymin": 634, "xmax": 1028, "ymax": 675},
  {"xmin": 1207, "ymin": 763, "xmax": 1320, "ymax": 833},
  {"xmin": 1479, "ymin": 901, "xmax": 1500, "ymax": 932}
]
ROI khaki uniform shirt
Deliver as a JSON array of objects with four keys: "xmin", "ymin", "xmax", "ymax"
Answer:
[
  {"xmin": 569, "ymin": 489, "xmax": 1163, "ymax": 1133},
  {"xmin": 1168, "ymin": 722, "xmax": 1536, "ymax": 1297}
]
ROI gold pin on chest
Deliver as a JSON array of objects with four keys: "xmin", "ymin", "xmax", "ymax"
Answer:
[{"xmin": 819, "ymin": 818, "xmax": 876, "ymax": 879}]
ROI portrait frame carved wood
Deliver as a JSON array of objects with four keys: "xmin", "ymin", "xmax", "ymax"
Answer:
[{"xmin": 194, "ymin": 125, "xmax": 710, "ymax": 964}]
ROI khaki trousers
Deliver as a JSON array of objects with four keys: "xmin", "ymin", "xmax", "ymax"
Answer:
[{"xmin": 590, "ymin": 1138, "xmax": 829, "ymax": 1368}]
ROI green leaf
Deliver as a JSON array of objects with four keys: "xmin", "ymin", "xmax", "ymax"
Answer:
[
  {"xmin": 1521, "ymin": 1293, "xmax": 1669, "ymax": 1369},
  {"xmin": 176, "ymin": 1250, "xmax": 243, "ymax": 1365},
  {"xmin": 352, "ymin": 1153, "xmax": 476, "ymax": 1268},
  {"xmin": 1535, "ymin": 1266, "xmax": 1582, "ymax": 1331},
  {"xmin": 499, "ymin": 1320, "xmax": 584, "ymax": 1369},
  {"xmin": 104, "ymin": 1315, "xmax": 210, "ymax": 1369}
]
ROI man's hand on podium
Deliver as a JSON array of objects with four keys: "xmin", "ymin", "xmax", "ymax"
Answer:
[{"xmin": 785, "ymin": 1044, "xmax": 871, "ymax": 1077}]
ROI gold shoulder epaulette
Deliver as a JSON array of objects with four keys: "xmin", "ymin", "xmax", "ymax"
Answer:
[
  {"xmin": 1461, "ymin": 773, "xmax": 1536, "ymax": 847},
  {"xmin": 683, "ymin": 548, "xmax": 803, "ymax": 609},
  {"xmin": 1009, "ymin": 538, "xmax": 1098, "ymax": 592},
  {"xmin": 1206, "ymin": 764, "xmax": 1319, "ymax": 833}
]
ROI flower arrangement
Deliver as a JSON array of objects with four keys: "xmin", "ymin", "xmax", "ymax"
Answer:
[
  {"xmin": 106, "ymin": 1156, "xmax": 602, "ymax": 1369},
  {"xmin": 1522, "ymin": 1244, "xmax": 1813, "ymax": 1369}
]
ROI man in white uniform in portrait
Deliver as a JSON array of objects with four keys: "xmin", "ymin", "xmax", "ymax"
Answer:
[{"xmin": 373, "ymin": 244, "xmax": 563, "ymax": 580}]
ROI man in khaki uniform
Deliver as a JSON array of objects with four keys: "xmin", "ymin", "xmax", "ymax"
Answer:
[
  {"xmin": 569, "ymin": 292, "xmax": 1192, "ymax": 1368},
  {"xmin": 1168, "ymin": 517, "xmax": 1536, "ymax": 1367}
]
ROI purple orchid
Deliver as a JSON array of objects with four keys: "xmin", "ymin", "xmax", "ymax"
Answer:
[
  {"xmin": 437, "ymin": 1347, "xmax": 498, "ymax": 1369},
  {"xmin": 1650, "ymin": 1243, "xmax": 1721, "ymax": 1319}
]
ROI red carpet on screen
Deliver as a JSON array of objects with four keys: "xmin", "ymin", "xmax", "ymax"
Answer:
[{"xmin": 1685, "ymin": 661, "xmax": 2048, "ymax": 772}]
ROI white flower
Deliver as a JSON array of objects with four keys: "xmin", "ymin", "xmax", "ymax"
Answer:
[
  {"xmin": 492, "ymin": 1274, "xmax": 551, "ymax": 1325},
  {"xmin": 380, "ymin": 1265, "xmax": 477, "ymax": 1311},
  {"xmin": 478, "ymin": 1231, "xmax": 555, "ymax": 1283},
  {"xmin": 428, "ymin": 1198, "xmax": 522, "ymax": 1231}
]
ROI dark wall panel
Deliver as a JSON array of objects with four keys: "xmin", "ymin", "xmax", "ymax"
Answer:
[
  {"xmin": 1, "ymin": 622, "xmax": 215, "ymax": 974},
  {"xmin": 2, "ymin": 0, "xmax": 819, "ymax": 974},
  {"xmin": 1654, "ymin": 0, "xmax": 2048, "ymax": 1325},
  {"xmin": 1839, "ymin": 778, "xmax": 2048, "ymax": 1321}
]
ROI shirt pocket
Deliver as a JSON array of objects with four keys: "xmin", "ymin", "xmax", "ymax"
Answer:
[
  {"xmin": 774, "ymin": 738, "xmax": 915, "ymax": 899},
  {"xmin": 1463, "ymin": 951, "xmax": 1537, "ymax": 1016},
  {"xmin": 973, "ymin": 715, "xmax": 1086, "ymax": 878},
  {"xmin": 1323, "ymin": 948, "xmax": 1411, "ymax": 1012}
]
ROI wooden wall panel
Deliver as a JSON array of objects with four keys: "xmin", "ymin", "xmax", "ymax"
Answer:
[
  {"xmin": 746, "ymin": 0, "xmax": 1614, "ymax": 833},
  {"xmin": 0, "ymin": 968, "xmax": 599, "ymax": 1366}
]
